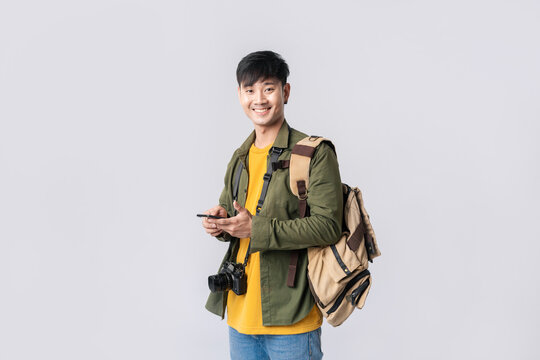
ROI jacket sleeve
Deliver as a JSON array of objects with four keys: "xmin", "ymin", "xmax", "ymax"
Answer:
[{"xmin": 249, "ymin": 143, "xmax": 343, "ymax": 252}]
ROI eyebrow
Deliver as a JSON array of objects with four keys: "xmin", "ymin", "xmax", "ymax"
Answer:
[{"xmin": 242, "ymin": 81, "xmax": 276, "ymax": 88}]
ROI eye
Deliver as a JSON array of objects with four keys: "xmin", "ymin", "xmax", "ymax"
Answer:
[
  {"xmin": 245, "ymin": 89, "xmax": 253, "ymax": 94},
  {"xmin": 264, "ymin": 87, "xmax": 274, "ymax": 93}
]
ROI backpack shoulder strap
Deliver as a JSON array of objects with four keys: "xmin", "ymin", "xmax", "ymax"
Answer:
[
  {"xmin": 290, "ymin": 136, "xmax": 334, "ymax": 202},
  {"xmin": 287, "ymin": 136, "xmax": 334, "ymax": 287}
]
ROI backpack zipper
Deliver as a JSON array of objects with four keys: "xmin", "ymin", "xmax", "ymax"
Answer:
[
  {"xmin": 325, "ymin": 269, "xmax": 370, "ymax": 316},
  {"xmin": 330, "ymin": 244, "xmax": 352, "ymax": 276}
]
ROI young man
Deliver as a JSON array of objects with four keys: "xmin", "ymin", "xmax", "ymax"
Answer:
[{"xmin": 201, "ymin": 51, "xmax": 343, "ymax": 360}]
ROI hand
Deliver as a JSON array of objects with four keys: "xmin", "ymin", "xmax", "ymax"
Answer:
[
  {"xmin": 201, "ymin": 205, "xmax": 228, "ymax": 237},
  {"xmin": 209, "ymin": 201, "xmax": 252, "ymax": 238}
]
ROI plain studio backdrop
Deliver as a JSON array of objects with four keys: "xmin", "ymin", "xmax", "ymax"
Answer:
[{"xmin": 1, "ymin": 1, "xmax": 539, "ymax": 359}]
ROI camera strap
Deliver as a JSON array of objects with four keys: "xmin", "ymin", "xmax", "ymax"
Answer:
[
  {"xmin": 234, "ymin": 146, "xmax": 283, "ymax": 267},
  {"xmin": 232, "ymin": 162, "xmax": 244, "ymax": 204}
]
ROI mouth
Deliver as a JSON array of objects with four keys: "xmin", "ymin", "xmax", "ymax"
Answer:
[{"xmin": 252, "ymin": 107, "xmax": 271, "ymax": 115}]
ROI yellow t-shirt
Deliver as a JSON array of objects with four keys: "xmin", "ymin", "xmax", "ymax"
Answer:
[{"xmin": 227, "ymin": 142, "xmax": 322, "ymax": 335}]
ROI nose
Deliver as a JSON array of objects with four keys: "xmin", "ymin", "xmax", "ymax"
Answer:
[{"xmin": 254, "ymin": 89, "xmax": 267, "ymax": 104}]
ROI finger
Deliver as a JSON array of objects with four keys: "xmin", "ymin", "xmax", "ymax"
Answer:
[
  {"xmin": 214, "ymin": 217, "xmax": 234, "ymax": 226},
  {"xmin": 218, "ymin": 210, "xmax": 227, "ymax": 218},
  {"xmin": 205, "ymin": 223, "xmax": 221, "ymax": 232},
  {"xmin": 233, "ymin": 200, "xmax": 245, "ymax": 213},
  {"xmin": 202, "ymin": 219, "xmax": 212, "ymax": 229},
  {"xmin": 214, "ymin": 222, "xmax": 232, "ymax": 233},
  {"xmin": 202, "ymin": 221, "xmax": 218, "ymax": 229},
  {"xmin": 206, "ymin": 205, "xmax": 222, "ymax": 217}
]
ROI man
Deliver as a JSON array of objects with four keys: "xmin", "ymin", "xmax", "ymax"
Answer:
[{"xmin": 201, "ymin": 50, "xmax": 343, "ymax": 360}]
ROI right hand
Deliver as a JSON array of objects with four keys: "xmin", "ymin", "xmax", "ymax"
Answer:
[{"xmin": 201, "ymin": 205, "xmax": 228, "ymax": 237}]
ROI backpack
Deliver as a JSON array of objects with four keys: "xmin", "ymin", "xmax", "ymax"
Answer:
[{"xmin": 288, "ymin": 136, "xmax": 381, "ymax": 327}]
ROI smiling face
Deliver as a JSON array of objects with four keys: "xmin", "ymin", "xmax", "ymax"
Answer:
[{"xmin": 238, "ymin": 77, "xmax": 290, "ymax": 129}]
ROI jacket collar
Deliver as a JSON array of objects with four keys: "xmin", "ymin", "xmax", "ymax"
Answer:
[{"xmin": 236, "ymin": 119, "xmax": 291, "ymax": 158}]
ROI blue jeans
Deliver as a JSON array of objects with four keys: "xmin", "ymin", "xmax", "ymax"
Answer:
[{"xmin": 229, "ymin": 326, "xmax": 323, "ymax": 360}]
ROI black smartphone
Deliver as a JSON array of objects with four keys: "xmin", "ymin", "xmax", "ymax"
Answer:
[{"xmin": 196, "ymin": 214, "xmax": 225, "ymax": 219}]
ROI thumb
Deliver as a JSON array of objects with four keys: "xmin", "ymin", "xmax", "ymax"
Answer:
[{"xmin": 233, "ymin": 200, "xmax": 244, "ymax": 212}]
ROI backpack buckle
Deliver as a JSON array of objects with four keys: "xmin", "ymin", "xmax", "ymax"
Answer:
[{"xmin": 270, "ymin": 147, "xmax": 284, "ymax": 156}]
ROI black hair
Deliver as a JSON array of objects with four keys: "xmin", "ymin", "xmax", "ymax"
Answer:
[{"xmin": 236, "ymin": 50, "xmax": 290, "ymax": 87}]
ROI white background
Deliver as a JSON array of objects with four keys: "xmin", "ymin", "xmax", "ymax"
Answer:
[{"xmin": 1, "ymin": 1, "xmax": 539, "ymax": 359}]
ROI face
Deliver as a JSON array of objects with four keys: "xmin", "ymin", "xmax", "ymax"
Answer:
[{"xmin": 238, "ymin": 77, "xmax": 290, "ymax": 128}]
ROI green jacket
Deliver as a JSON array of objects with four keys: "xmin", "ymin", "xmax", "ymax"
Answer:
[{"xmin": 205, "ymin": 120, "xmax": 343, "ymax": 326}]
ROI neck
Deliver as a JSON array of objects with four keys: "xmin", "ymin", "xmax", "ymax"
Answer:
[{"xmin": 253, "ymin": 119, "xmax": 284, "ymax": 148}]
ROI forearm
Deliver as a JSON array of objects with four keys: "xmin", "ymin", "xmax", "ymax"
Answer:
[{"xmin": 249, "ymin": 213, "xmax": 342, "ymax": 252}]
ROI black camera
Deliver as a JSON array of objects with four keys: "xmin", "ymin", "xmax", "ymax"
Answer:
[{"xmin": 208, "ymin": 261, "xmax": 247, "ymax": 295}]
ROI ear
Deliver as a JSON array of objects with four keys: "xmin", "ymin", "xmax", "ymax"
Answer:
[
  {"xmin": 283, "ymin": 83, "xmax": 291, "ymax": 104},
  {"xmin": 237, "ymin": 86, "xmax": 241, "ymax": 99}
]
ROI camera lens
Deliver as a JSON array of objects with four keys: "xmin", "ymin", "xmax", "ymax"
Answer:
[{"xmin": 208, "ymin": 273, "xmax": 232, "ymax": 292}]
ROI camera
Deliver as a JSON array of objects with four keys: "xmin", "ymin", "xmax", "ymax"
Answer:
[{"xmin": 208, "ymin": 261, "xmax": 247, "ymax": 295}]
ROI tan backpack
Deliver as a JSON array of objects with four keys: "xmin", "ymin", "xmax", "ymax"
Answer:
[{"xmin": 288, "ymin": 136, "xmax": 381, "ymax": 326}]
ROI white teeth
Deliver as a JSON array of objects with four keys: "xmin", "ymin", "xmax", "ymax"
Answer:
[{"xmin": 254, "ymin": 108, "xmax": 270, "ymax": 113}]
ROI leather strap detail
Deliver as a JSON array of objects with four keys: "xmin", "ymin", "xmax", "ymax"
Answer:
[
  {"xmin": 287, "ymin": 250, "xmax": 299, "ymax": 287},
  {"xmin": 298, "ymin": 199, "xmax": 308, "ymax": 219},
  {"xmin": 297, "ymin": 180, "xmax": 307, "ymax": 198},
  {"xmin": 347, "ymin": 219, "xmax": 365, "ymax": 252},
  {"xmin": 291, "ymin": 144, "xmax": 316, "ymax": 158}
]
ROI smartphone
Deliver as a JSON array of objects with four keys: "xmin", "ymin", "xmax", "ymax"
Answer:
[{"xmin": 196, "ymin": 214, "xmax": 225, "ymax": 219}]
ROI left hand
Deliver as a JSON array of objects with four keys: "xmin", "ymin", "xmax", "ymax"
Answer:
[
  {"xmin": 201, "ymin": 205, "xmax": 228, "ymax": 237},
  {"xmin": 208, "ymin": 200, "xmax": 252, "ymax": 238}
]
